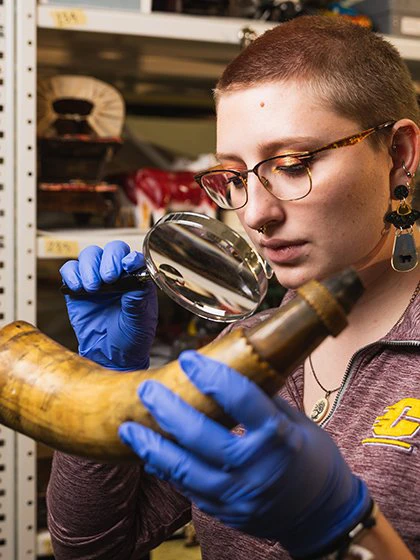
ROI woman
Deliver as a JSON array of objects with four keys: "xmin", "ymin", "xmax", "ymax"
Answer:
[{"xmin": 47, "ymin": 16, "xmax": 419, "ymax": 559}]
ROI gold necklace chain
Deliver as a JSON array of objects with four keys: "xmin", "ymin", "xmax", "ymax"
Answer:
[
  {"xmin": 309, "ymin": 278, "xmax": 419, "ymax": 423},
  {"xmin": 394, "ymin": 279, "xmax": 420, "ymax": 327},
  {"xmin": 409, "ymin": 280, "xmax": 420, "ymax": 305},
  {"xmin": 308, "ymin": 354, "xmax": 340, "ymax": 397}
]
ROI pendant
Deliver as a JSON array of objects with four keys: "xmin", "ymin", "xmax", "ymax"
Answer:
[
  {"xmin": 391, "ymin": 229, "xmax": 418, "ymax": 272},
  {"xmin": 310, "ymin": 397, "xmax": 329, "ymax": 423}
]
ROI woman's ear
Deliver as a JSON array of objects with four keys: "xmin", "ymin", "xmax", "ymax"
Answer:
[{"xmin": 389, "ymin": 119, "xmax": 420, "ymax": 196}]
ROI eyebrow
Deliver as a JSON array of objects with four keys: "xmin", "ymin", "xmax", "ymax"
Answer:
[{"xmin": 216, "ymin": 136, "xmax": 321, "ymax": 162}]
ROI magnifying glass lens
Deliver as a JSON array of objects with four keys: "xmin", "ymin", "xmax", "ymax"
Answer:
[{"xmin": 144, "ymin": 213, "xmax": 268, "ymax": 322}]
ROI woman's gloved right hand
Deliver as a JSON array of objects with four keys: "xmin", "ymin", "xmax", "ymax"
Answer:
[
  {"xmin": 119, "ymin": 351, "xmax": 372, "ymax": 559},
  {"xmin": 60, "ymin": 240, "xmax": 158, "ymax": 371}
]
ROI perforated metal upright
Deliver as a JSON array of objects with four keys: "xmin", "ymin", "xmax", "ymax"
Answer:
[
  {"xmin": 16, "ymin": 0, "xmax": 37, "ymax": 557},
  {"xmin": 0, "ymin": 1, "xmax": 37, "ymax": 558},
  {"xmin": 0, "ymin": 0, "xmax": 17, "ymax": 557}
]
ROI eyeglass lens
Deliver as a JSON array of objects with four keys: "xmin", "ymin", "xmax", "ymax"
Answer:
[{"xmin": 200, "ymin": 156, "xmax": 312, "ymax": 210}]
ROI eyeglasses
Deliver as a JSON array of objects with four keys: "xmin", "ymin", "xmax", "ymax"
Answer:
[{"xmin": 194, "ymin": 120, "xmax": 395, "ymax": 210}]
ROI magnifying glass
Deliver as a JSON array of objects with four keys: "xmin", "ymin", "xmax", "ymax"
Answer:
[{"xmin": 61, "ymin": 212, "xmax": 273, "ymax": 322}]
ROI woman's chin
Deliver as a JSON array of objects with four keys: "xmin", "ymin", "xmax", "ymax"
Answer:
[
  {"xmin": 272, "ymin": 261, "xmax": 345, "ymax": 290},
  {"xmin": 272, "ymin": 268, "xmax": 315, "ymax": 291}
]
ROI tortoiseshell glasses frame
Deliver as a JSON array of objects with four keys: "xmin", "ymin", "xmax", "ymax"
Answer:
[{"xmin": 194, "ymin": 120, "xmax": 396, "ymax": 210}]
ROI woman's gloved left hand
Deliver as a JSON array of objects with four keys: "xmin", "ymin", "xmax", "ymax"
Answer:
[{"xmin": 119, "ymin": 350, "xmax": 372, "ymax": 559}]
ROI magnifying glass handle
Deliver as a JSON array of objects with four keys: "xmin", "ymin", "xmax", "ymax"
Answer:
[{"xmin": 60, "ymin": 268, "xmax": 150, "ymax": 297}]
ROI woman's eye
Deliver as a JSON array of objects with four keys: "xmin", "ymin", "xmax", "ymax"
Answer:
[
  {"xmin": 273, "ymin": 156, "xmax": 313, "ymax": 176},
  {"xmin": 273, "ymin": 163, "xmax": 306, "ymax": 175},
  {"xmin": 227, "ymin": 176, "xmax": 244, "ymax": 188}
]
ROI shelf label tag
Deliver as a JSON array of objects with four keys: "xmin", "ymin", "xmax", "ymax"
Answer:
[
  {"xmin": 50, "ymin": 9, "xmax": 87, "ymax": 29},
  {"xmin": 42, "ymin": 238, "xmax": 79, "ymax": 258}
]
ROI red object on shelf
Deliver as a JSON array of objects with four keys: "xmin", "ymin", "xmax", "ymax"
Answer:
[{"xmin": 119, "ymin": 168, "xmax": 217, "ymax": 229}]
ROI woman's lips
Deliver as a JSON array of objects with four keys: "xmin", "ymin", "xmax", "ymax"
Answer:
[{"xmin": 261, "ymin": 240, "xmax": 308, "ymax": 264}]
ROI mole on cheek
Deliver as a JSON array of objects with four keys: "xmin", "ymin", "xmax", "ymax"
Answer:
[{"xmin": 259, "ymin": 101, "xmax": 265, "ymax": 108}]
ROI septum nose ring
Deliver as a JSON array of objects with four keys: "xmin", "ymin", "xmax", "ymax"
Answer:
[{"xmin": 257, "ymin": 225, "xmax": 266, "ymax": 234}]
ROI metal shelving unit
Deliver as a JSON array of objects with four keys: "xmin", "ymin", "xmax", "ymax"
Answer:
[
  {"xmin": 0, "ymin": 1, "xmax": 18, "ymax": 558},
  {"xmin": 16, "ymin": 3, "xmax": 38, "ymax": 558},
  {"xmin": 0, "ymin": 1, "xmax": 37, "ymax": 559},
  {"xmin": 0, "ymin": 2, "xmax": 417, "ymax": 558}
]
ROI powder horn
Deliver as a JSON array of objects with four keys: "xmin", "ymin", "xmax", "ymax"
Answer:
[{"xmin": 0, "ymin": 268, "xmax": 363, "ymax": 462}]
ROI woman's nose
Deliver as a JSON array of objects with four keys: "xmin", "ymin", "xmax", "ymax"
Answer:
[{"xmin": 242, "ymin": 174, "xmax": 286, "ymax": 232}]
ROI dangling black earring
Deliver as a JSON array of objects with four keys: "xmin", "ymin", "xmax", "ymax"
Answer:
[{"xmin": 385, "ymin": 162, "xmax": 419, "ymax": 272}]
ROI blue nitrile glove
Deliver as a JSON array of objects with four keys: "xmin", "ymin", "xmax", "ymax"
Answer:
[
  {"xmin": 119, "ymin": 350, "xmax": 371, "ymax": 558},
  {"xmin": 60, "ymin": 241, "xmax": 158, "ymax": 371}
]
